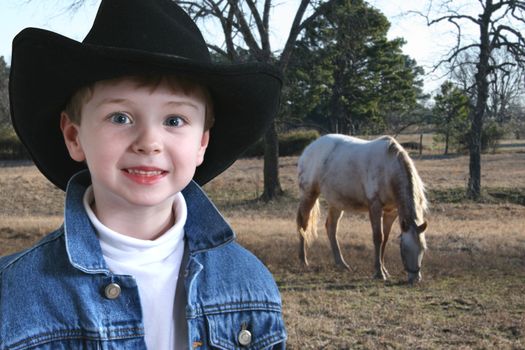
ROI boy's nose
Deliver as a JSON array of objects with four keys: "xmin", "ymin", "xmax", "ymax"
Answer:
[{"xmin": 132, "ymin": 130, "xmax": 163, "ymax": 155}]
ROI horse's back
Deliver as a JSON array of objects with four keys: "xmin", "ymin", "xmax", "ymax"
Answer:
[
  {"xmin": 300, "ymin": 134, "xmax": 393, "ymax": 171},
  {"xmin": 298, "ymin": 134, "xmax": 372, "ymax": 191},
  {"xmin": 298, "ymin": 134, "xmax": 343, "ymax": 190},
  {"xmin": 298, "ymin": 134, "xmax": 401, "ymax": 209},
  {"xmin": 300, "ymin": 134, "xmax": 367, "ymax": 161}
]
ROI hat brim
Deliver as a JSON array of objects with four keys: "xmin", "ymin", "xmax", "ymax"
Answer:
[{"xmin": 10, "ymin": 28, "xmax": 282, "ymax": 190}]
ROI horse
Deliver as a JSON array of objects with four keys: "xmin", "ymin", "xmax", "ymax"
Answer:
[{"xmin": 296, "ymin": 134, "xmax": 428, "ymax": 284}]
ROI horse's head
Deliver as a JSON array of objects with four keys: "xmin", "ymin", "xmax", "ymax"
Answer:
[{"xmin": 400, "ymin": 221, "xmax": 428, "ymax": 284}]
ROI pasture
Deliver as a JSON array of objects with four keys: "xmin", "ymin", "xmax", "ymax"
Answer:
[{"xmin": 1, "ymin": 143, "xmax": 524, "ymax": 349}]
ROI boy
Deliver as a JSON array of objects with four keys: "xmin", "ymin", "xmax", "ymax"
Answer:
[{"xmin": 0, "ymin": 0, "xmax": 286, "ymax": 349}]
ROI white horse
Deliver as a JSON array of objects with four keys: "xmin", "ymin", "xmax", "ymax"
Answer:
[{"xmin": 296, "ymin": 134, "xmax": 428, "ymax": 284}]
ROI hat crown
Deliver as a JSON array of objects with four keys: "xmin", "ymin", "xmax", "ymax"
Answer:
[{"xmin": 83, "ymin": 0, "xmax": 211, "ymax": 63}]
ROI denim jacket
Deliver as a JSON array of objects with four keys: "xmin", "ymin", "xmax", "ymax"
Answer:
[{"xmin": 0, "ymin": 171, "xmax": 287, "ymax": 349}]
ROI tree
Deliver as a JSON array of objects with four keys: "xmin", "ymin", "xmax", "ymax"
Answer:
[
  {"xmin": 486, "ymin": 51, "xmax": 525, "ymax": 124},
  {"xmin": 507, "ymin": 102, "xmax": 525, "ymax": 139},
  {"xmin": 423, "ymin": 0, "xmax": 525, "ymax": 200},
  {"xmin": 372, "ymin": 46, "xmax": 428, "ymax": 135},
  {"xmin": 0, "ymin": 56, "xmax": 10, "ymax": 133},
  {"xmin": 284, "ymin": 0, "xmax": 425, "ymax": 135},
  {"xmin": 177, "ymin": 0, "xmax": 339, "ymax": 201},
  {"xmin": 432, "ymin": 81, "xmax": 470, "ymax": 155},
  {"xmin": 451, "ymin": 49, "xmax": 525, "ymax": 127}
]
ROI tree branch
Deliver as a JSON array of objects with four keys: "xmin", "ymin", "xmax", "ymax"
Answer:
[
  {"xmin": 279, "ymin": 0, "xmax": 338, "ymax": 72},
  {"xmin": 427, "ymin": 13, "xmax": 480, "ymax": 26},
  {"xmin": 278, "ymin": 0, "xmax": 311, "ymax": 71},
  {"xmin": 262, "ymin": 0, "xmax": 271, "ymax": 39},
  {"xmin": 433, "ymin": 44, "xmax": 480, "ymax": 73},
  {"xmin": 207, "ymin": 43, "xmax": 229, "ymax": 57},
  {"xmin": 226, "ymin": 0, "xmax": 263, "ymax": 58},
  {"xmin": 245, "ymin": 0, "xmax": 271, "ymax": 52},
  {"xmin": 218, "ymin": 3, "xmax": 239, "ymax": 61}
]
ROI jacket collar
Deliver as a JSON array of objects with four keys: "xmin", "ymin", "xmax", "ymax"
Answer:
[{"xmin": 63, "ymin": 170, "xmax": 235, "ymax": 273}]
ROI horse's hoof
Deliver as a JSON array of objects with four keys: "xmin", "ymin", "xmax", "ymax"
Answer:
[
  {"xmin": 407, "ymin": 273, "xmax": 421, "ymax": 285},
  {"xmin": 373, "ymin": 272, "xmax": 387, "ymax": 280},
  {"xmin": 335, "ymin": 261, "xmax": 351, "ymax": 271}
]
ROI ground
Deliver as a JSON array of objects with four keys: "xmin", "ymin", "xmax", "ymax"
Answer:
[{"xmin": 1, "ymin": 140, "xmax": 524, "ymax": 349}]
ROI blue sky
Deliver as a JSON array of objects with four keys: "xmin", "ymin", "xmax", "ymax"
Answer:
[
  {"xmin": 1, "ymin": 0, "xmax": 460, "ymax": 94},
  {"xmin": 1, "ymin": 1, "xmax": 99, "ymax": 61}
]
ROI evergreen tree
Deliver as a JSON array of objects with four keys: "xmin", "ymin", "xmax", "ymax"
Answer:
[
  {"xmin": 432, "ymin": 81, "xmax": 470, "ymax": 155},
  {"xmin": 284, "ymin": 0, "xmax": 424, "ymax": 134}
]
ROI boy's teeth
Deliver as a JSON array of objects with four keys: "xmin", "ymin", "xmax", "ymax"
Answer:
[{"xmin": 127, "ymin": 169, "xmax": 162, "ymax": 176}]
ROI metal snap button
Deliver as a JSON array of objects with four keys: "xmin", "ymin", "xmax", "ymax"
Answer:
[
  {"xmin": 104, "ymin": 283, "xmax": 121, "ymax": 299},
  {"xmin": 238, "ymin": 329, "xmax": 252, "ymax": 347}
]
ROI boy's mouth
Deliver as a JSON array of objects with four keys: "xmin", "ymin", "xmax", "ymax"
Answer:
[
  {"xmin": 125, "ymin": 168, "xmax": 165, "ymax": 176},
  {"xmin": 122, "ymin": 167, "xmax": 168, "ymax": 184}
]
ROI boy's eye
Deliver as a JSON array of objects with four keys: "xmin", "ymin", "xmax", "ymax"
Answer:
[
  {"xmin": 110, "ymin": 112, "xmax": 132, "ymax": 124},
  {"xmin": 165, "ymin": 116, "xmax": 185, "ymax": 127}
]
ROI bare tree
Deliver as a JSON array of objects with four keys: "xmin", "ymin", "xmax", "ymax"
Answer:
[
  {"xmin": 486, "ymin": 51, "xmax": 525, "ymax": 124},
  {"xmin": 422, "ymin": 0, "xmax": 525, "ymax": 199},
  {"xmin": 507, "ymin": 101, "xmax": 525, "ymax": 138},
  {"xmin": 452, "ymin": 49, "xmax": 525, "ymax": 124},
  {"xmin": 0, "ymin": 57, "xmax": 10, "ymax": 133},
  {"xmin": 177, "ymin": 0, "xmax": 337, "ymax": 201}
]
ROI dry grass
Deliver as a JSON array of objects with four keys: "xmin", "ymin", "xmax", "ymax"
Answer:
[
  {"xmin": 1, "ymin": 150, "xmax": 524, "ymax": 349},
  {"xmin": 208, "ymin": 151, "xmax": 525, "ymax": 349}
]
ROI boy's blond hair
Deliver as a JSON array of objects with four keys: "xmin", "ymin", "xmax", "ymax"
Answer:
[{"xmin": 64, "ymin": 74, "xmax": 215, "ymax": 130}]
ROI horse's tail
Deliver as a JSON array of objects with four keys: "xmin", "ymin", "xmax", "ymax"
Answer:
[{"xmin": 296, "ymin": 195, "xmax": 320, "ymax": 247}]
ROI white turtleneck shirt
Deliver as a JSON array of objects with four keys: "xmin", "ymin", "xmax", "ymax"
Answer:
[{"xmin": 83, "ymin": 186, "xmax": 186, "ymax": 350}]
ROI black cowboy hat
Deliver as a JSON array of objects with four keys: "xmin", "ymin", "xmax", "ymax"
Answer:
[{"xmin": 9, "ymin": 0, "xmax": 282, "ymax": 190}]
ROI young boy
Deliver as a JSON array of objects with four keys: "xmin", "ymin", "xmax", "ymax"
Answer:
[{"xmin": 1, "ymin": 0, "xmax": 286, "ymax": 349}]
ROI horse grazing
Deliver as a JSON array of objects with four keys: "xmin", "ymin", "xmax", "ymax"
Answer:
[{"xmin": 296, "ymin": 134, "xmax": 428, "ymax": 284}]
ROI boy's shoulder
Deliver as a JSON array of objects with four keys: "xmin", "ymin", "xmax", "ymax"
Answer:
[
  {"xmin": 222, "ymin": 240, "xmax": 272, "ymax": 274},
  {"xmin": 193, "ymin": 239, "xmax": 282, "ymax": 303},
  {"xmin": 0, "ymin": 228, "xmax": 64, "ymax": 274}
]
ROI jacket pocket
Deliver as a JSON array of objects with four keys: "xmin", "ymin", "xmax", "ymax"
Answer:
[
  {"xmin": 3, "ymin": 337, "xmax": 146, "ymax": 350},
  {"xmin": 206, "ymin": 310, "xmax": 286, "ymax": 350}
]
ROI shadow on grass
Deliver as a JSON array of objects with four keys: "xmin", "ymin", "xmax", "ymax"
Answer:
[
  {"xmin": 416, "ymin": 153, "xmax": 465, "ymax": 161},
  {"xmin": 213, "ymin": 190, "xmax": 300, "ymax": 216},
  {"xmin": 429, "ymin": 187, "xmax": 525, "ymax": 206}
]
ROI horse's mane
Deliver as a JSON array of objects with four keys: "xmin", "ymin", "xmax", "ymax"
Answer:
[{"xmin": 384, "ymin": 136, "xmax": 428, "ymax": 248}]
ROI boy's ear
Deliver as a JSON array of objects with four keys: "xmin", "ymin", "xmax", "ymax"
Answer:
[
  {"xmin": 60, "ymin": 112, "xmax": 86, "ymax": 162},
  {"xmin": 196, "ymin": 130, "xmax": 210, "ymax": 166}
]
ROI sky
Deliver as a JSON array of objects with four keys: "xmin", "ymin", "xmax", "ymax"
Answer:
[{"xmin": 0, "ymin": 0, "xmax": 475, "ymax": 95}]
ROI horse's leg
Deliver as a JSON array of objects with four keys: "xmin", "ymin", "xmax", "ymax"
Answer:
[
  {"xmin": 368, "ymin": 200, "xmax": 386, "ymax": 280},
  {"xmin": 325, "ymin": 206, "xmax": 350, "ymax": 270},
  {"xmin": 297, "ymin": 191, "xmax": 319, "ymax": 266},
  {"xmin": 380, "ymin": 209, "xmax": 397, "ymax": 278}
]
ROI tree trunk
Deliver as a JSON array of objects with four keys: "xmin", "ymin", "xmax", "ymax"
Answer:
[
  {"xmin": 261, "ymin": 120, "xmax": 283, "ymax": 201},
  {"xmin": 467, "ymin": 111, "xmax": 483, "ymax": 199},
  {"xmin": 330, "ymin": 56, "xmax": 346, "ymax": 134},
  {"xmin": 444, "ymin": 130, "xmax": 450, "ymax": 155},
  {"xmin": 467, "ymin": 7, "xmax": 491, "ymax": 200}
]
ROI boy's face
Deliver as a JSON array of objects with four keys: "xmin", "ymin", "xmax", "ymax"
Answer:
[{"xmin": 61, "ymin": 77, "xmax": 209, "ymax": 210}]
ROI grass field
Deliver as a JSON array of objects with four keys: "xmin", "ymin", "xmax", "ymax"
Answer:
[{"xmin": 1, "ymin": 143, "xmax": 524, "ymax": 349}]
